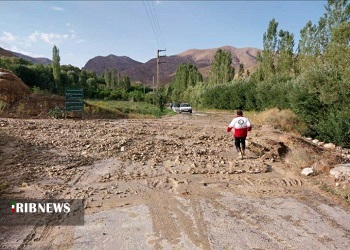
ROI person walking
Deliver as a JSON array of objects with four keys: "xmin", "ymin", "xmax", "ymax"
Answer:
[{"xmin": 227, "ymin": 109, "xmax": 252, "ymax": 159}]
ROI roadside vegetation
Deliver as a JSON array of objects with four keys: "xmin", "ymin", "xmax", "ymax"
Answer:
[
  {"xmin": 163, "ymin": 0, "xmax": 350, "ymax": 147},
  {"xmin": 85, "ymin": 100, "xmax": 174, "ymax": 118}
]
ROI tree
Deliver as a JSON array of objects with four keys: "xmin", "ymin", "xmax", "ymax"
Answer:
[
  {"xmin": 111, "ymin": 68, "xmax": 118, "ymax": 89},
  {"xmin": 324, "ymin": 0, "xmax": 350, "ymax": 41},
  {"xmin": 257, "ymin": 18, "xmax": 279, "ymax": 80},
  {"xmin": 104, "ymin": 68, "xmax": 111, "ymax": 89},
  {"xmin": 298, "ymin": 0, "xmax": 350, "ymax": 57},
  {"xmin": 170, "ymin": 63, "xmax": 203, "ymax": 102},
  {"xmin": 78, "ymin": 70, "xmax": 88, "ymax": 88},
  {"xmin": 52, "ymin": 45, "xmax": 61, "ymax": 93},
  {"xmin": 238, "ymin": 63, "xmax": 244, "ymax": 78},
  {"xmin": 276, "ymin": 30, "xmax": 295, "ymax": 76},
  {"xmin": 208, "ymin": 49, "xmax": 234, "ymax": 85}
]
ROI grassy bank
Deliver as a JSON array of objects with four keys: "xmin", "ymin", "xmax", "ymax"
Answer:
[{"xmin": 85, "ymin": 100, "xmax": 175, "ymax": 118}]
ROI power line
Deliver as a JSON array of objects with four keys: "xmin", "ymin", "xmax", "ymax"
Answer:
[
  {"xmin": 143, "ymin": 1, "xmax": 161, "ymax": 47},
  {"xmin": 143, "ymin": 1, "xmax": 166, "ymax": 49},
  {"xmin": 150, "ymin": 1, "xmax": 166, "ymax": 48}
]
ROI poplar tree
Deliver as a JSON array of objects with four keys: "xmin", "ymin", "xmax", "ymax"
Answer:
[
  {"xmin": 238, "ymin": 63, "xmax": 244, "ymax": 78},
  {"xmin": 276, "ymin": 30, "xmax": 295, "ymax": 76},
  {"xmin": 209, "ymin": 49, "xmax": 234, "ymax": 85},
  {"xmin": 52, "ymin": 45, "xmax": 61, "ymax": 92},
  {"xmin": 257, "ymin": 18, "xmax": 279, "ymax": 80},
  {"xmin": 111, "ymin": 68, "xmax": 118, "ymax": 89},
  {"xmin": 171, "ymin": 63, "xmax": 203, "ymax": 102},
  {"xmin": 104, "ymin": 68, "xmax": 111, "ymax": 89}
]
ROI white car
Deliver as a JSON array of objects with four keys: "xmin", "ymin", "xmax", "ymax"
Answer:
[{"xmin": 179, "ymin": 103, "xmax": 192, "ymax": 113}]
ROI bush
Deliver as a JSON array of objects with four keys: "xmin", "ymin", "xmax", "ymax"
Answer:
[
  {"xmin": 316, "ymin": 109, "xmax": 350, "ymax": 147},
  {"xmin": 201, "ymin": 80, "xmax": 258, "ymax": 111},
  {"xmin": 288, "ymin": 63, "xmax": 350, "ymax": 147},
  {"xmin": 128, "ymin": 90, "xmax": 144, "ymax": 102},
  {"xmin": 255, "ymin": 76, "xmax": 293, "ymax": 111},
  {"xmin": 109, "ymin": 89, "xmax": 123, "ymax": 100},
  {"xmin": 49, "ymin": 106, "xmax": 63, "ymax": 119},
  {"xmin": 145, "ymin": 92, "xmax": 156, "ymax": 104},
  {"xmin": 0, "ymin": 100, "xmax": 7, "ymax": 112}
]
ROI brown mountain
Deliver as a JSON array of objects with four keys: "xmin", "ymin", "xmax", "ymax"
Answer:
[
  {"xmin": 0, "ymin": 47, "xmax": 51, "ymax": 65},
  {"xmin": 0, "ymin": 47, "xmax": 16, "ymax": 58},
  {"xmin": 83, "ymin": 46, "xmax": 260, "ymax": 86},
  {"xmin": 11, "ymin": 52, "xmax": 51, "ymax": 65},
  {"xmin": 82, "ymin": 55, "xmax": 143, "ymax": 75}
]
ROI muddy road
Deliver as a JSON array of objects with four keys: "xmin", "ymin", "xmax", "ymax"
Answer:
[{"xmin": 1, "ymin": 112, "xmax": 350, "ymax": 249}]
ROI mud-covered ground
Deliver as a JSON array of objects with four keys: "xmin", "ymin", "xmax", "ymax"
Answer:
[{"xmin": 1, "ymin": 112, "xmax": 350, "ymax": 249}]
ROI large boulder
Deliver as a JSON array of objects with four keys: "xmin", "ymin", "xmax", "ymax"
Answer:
[
  {"xmin": 330, "ymin": 164, "xmax": 350, "ymax": 179},
  {"xmin": 0, "ymin": 68, "xmax": 30, "ymax": 104}
]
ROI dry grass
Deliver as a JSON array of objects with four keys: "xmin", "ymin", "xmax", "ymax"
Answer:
[{"xmin": 247, "ymin": 108, "xmax": 307, "ymax": 133}]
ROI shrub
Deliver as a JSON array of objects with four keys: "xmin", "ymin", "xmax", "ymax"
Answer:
[{"xmin": 49, "ymin": 106, "xmax": 63, "ymax": 119}]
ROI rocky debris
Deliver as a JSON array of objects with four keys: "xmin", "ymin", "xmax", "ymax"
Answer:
[
  {"xmin": 301, "ymin": 168, "xmax": 314, "ymax": 176},
  {"xmin": 324, "ymin": 143, "xmax": 336, "ymax": 149},
  {"xmin": 311, "ymin": 159, "xmax": 330, "ymax": 175},
  {"xmin": 330, "ymin": 164, "xmax": 350, "ymax": 179},
  {"xmin": 329, "ymin": 164, "xmax": 350, "ymax": 199},
  {"xmin": 305, "ymin": 136, "xmax": 350, "ymax": 158},
  {"xmin": 0, "ymin": 114, "xmax": 348, "ymax": 207},
  {"xmin": 3, "ymin": 112, "xmax": 350, "ymax": 250}
]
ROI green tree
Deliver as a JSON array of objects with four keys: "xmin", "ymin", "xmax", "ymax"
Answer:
[
  {"xmin": 238, "ymin": 63, "xmax": 244, "ymax": 78},
  {"xmin": 170, "ymin": 63, "xmax": 203, "ymax": 102},
  {"xmin": 276, "ymin": 30, "xmax": 295, "ymax": 76},
  {"xmin": 111, "ymin": 68, "xmax": 118, "ymax": 89},
  {"xmin": 104, "ymin": 68, "xmax": 111, "ymax": 89},
  {"xmin": 52, "ymin": 45, "xmax": 61, "ymax": 93},
  {"xmin": 78, "ymin": 70, "xmax": 88, "ymax": 88},
  {"xmin": 257, "ymin": 18, "xmax": 279, "ymax": 80},
  {"xmin": 208, "ymin": 49, "xmax": 234, "ymax": 85}
]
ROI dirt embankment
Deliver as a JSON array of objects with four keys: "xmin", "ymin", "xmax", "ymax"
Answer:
[{"xmin": 0, "ymin": 112, "xmax": 350, "ymax": 249}]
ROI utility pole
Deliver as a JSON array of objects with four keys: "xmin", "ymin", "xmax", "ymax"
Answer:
[{"xmin": 156, "ymin": 49, "xmax": 166, "ymax": 90}]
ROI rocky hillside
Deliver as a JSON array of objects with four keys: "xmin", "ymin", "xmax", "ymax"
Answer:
[
  {"xmin": 11, "ymin": 52, "xmax": 51, "ymax": 65},
  {"xmin": 0, "ymin": 47, "xmax": 51, "ymax": 65},
  {"xmin": 83, "ymin": 46, "xmax": 260, "ymax": 86},
  {"xmin": 82, "ymin": 55, "xmax": 143, "ymax": 75},
  {"xmin": 0, "ymin": 47, "xmax": 15, "ymax": 58},
  {"xmin": 2, "ymin": 45, "xmax": 259, "ymax": 86}
]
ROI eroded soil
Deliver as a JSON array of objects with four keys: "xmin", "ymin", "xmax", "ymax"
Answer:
[{"xmin": 1, "ymin": 112, "xmax": 350, "ymax": 249}]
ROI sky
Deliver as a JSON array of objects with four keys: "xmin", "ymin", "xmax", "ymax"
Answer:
[{"xmin": 0, "ymin": 1, "xmax": 328, "ymax": 69}]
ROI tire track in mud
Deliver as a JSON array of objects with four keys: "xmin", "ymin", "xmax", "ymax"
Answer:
[{"xmin": 1, "ymin": 114, "xmax": 350, "ymax": 249}]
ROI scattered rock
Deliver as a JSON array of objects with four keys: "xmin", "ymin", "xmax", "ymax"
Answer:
[
  {"xmin": 311, "ymin": 160, "xmax": 330, "ymax": 175},
  {"xmin": 301, "ymin": 168, "xmax": 314, "ymax": 176},
  {"xmin": 312, "ymin": 139, "xmax": 320, "ymax": 144},
  {"xmin": 324, "ymin": 143, "xmax": 336, "ymax": 149},
  {"xmin": 330, "ymin": 164, "xmax": 350, "ymax": 179}
]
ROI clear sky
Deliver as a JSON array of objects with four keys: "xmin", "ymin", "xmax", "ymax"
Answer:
[{"xmin": 0, "ymin": 1, "xmax": 327, "ymax": 68}]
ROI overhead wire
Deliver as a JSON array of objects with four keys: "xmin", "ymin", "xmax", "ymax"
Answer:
[
  {"xmin": 150, "ymin": 1, "xmax": 166, "ymax": 49},
  {"xmin": 142, "ymin": 1, "xmax": 166, "ymax": 49}
]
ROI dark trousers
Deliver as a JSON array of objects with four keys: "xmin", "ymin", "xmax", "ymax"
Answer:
[{"xmin": 234, "ymin": 137, "xmax": 246, "ymax": 152}]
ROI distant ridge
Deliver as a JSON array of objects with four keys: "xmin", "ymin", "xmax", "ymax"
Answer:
[
  {"xmin": 12, "ymin": 52, "xmax": 52, "ymax": 65},
  {"xmin": 82, "ymin": 55, "xmax": 143, "ymax": 75},
  {"xmin": 0, "ymin": 47, "xmax": 51, "ymax": 65},
  {"xmin": 83, "ymin": 46, "xmax": 260, "ymax": 86},
  {"xmin": 0, "ymin": 47, "xmax": 16, "ymax": 58},
  {"xmin": 2, "ymin": 45, "xmax": 261, "ymax": 85}
]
